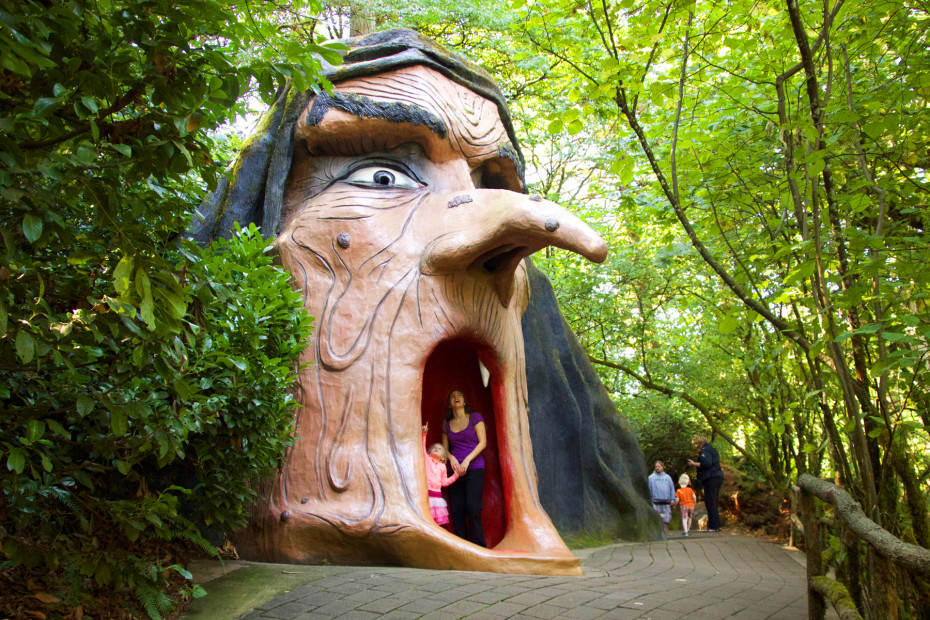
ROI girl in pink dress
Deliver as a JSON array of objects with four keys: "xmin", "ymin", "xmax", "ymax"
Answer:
[{"xmin": 423, "ymin": 424, "xmax": 459, "ymax": 524}]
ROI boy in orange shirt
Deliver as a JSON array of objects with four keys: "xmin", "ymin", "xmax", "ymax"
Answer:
[{"xmin": 676, "ymin": 474, "xmax": 697, "ymax": 536}]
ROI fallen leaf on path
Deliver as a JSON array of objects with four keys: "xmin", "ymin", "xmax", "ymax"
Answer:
[{"xmin": 34, "ymin": 592, "xmax": 60, "ymax": 604}]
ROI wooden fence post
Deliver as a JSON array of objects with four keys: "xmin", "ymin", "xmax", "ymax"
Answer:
[{"xmin": 800, "ymin": 485, "xmax": 826, "ymax": 620}]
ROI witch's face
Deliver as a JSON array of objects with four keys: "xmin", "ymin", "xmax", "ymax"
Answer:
[{"xmin": 253, "ymin": 65, "xmax": 606, "ymax": 575}]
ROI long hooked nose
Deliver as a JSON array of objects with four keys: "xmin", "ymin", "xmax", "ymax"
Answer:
[{"xmin": 422, "ymin": 191, "xmax": 608, "ymax": 307}]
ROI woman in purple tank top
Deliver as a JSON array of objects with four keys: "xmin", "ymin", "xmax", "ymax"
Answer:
[{"xmin": 442, "ymin": 390, "xmax": 488, "ymax": 547}]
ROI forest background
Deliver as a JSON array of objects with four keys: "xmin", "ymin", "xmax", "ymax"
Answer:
[{"xmin": 2, "ymin": 0, "xmax": 929, "ymax": 618}]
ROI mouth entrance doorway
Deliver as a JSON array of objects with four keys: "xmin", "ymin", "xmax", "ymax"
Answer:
[{"xmin": 421, "ymin": 339, "xmax": 505, "ymax": 549}]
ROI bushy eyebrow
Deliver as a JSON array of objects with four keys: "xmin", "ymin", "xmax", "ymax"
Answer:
[{"xmin": 306, "ymin": 92, "xmax": 447, "ymax": 138}]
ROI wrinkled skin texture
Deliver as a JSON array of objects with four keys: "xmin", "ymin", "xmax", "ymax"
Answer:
[{"xmin": 234, "ymin": 66, "xmax": 606, "ymax": 575}]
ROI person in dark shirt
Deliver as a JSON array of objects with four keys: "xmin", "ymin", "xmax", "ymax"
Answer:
[{"xmin": 688, "ymin": 434, "xmax": 724, "ymax": 531}]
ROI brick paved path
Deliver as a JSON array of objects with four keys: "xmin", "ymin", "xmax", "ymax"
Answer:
[{"xmin": 231, "ymin": 533, "xmax": 810, "ymax": 619}]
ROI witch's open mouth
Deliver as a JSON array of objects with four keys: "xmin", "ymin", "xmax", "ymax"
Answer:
[{"xmin": 421, "ymin": 338, "xmax": 509, "ymax": 548}]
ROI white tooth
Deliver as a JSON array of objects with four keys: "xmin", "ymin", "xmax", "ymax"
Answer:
[{"xmin": 478, "ymin": 358, "xmax": 490, "ymax": 387}]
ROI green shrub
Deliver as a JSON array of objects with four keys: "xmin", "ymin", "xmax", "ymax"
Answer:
[
  {"xmin": 0, "ymin": 2, "xmax": 335, "ymax": 615},
  {"xmin": 1, "ymin": 224, "xmax": 312, "ymax": 616}
]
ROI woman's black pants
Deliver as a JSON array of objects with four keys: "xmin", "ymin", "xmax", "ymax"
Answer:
[
  {"xmin": 447, "ymin": 469, "xmax": 486, "ymax": 547},
  {"xmin": 703, "ymin": 476, "xmax": 724, "ymax": 530}
]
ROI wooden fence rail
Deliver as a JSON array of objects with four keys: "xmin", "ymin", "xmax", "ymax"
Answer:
[{"xmin": 796, "ymin": 473, "xmax": 930, "ymax": 619}]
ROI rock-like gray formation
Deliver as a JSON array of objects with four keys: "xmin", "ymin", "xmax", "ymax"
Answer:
[{"xmin": 523, "ymin": 261, "xmax": 661, "ymax": 540}]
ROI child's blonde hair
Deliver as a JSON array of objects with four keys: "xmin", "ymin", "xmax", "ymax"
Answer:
[
  {"xmin": 679, "ymin": 473, "xmax": 690, "ymax": 486},
  {"xmin": 428, "ymin": 443, "xmax": 447, "ymax": 461}
]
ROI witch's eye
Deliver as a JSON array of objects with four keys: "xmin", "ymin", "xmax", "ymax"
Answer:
[{"xmin": 344, "ymin": 166, "xmax": 422, "ymax": 189}]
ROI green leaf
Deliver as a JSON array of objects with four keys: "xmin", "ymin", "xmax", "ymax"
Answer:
[
  {"xmin": 111, "ymin": 407, "xmax": 127, "ymax": 436},
  {"xmin": 155, "ymin": 288, "xmax": 189, "ymax": 319},
  {"xmin": 783, "ymin": 261, "xmax": 816, "ymax": 286},
  {"xmin": 76, "ymin": 396, "xmax": 94, "ymax": 416},
  {"xmin": 25, "ymin": 420, "xmax": 46, "ymax": 444},
  {"xmin": 23, "ymin": 214, "xmax": 43, "ymax": 243},
  {"xmin": 47, "ymin": 419, "xmax": 71, "ymax": 439},
  {"xmin": 67, "ymin": 250, "xmax": 98, "ymax": 265},
  {"xmin": 115, "ymin": 460, "xmax": 131, "ymax": 475},
  {"xmin": 15, "ymin": 330, "xmax": 35, "ymax": 364},
  {"xmin": 880, "ymin": 332, "xmax": 908, "ymax": 342},
  {"xmin": 81, "ymin": 96, "xmax": 98, "ymax": 114},
  {"xmin": 113, "ymin": 257, "xmax": 133, "ymax": 295},
  {"xmin": 900, "ymin": 420, "xmax": 924, "ymax": 433},
  {"xmin": 7, "ymin": 447, "xmax": 26, "ymax": 474},
  {"xmin": 719, "ymin": 315, "xmax": 740, "ymax": 335},
  {"xmin": 136, "ymin": 268, "xmax": 156, "ymax": 328},
  {"xmin": 74, "ymin": 146, "xmax": 97, "ymax": 165}
]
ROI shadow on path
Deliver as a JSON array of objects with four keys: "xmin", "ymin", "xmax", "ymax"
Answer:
[{"xmin": 182, "ymin": 532, "xmax": 816, "ymax": 619}]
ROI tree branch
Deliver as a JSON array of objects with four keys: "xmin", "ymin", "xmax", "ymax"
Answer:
[
  {"xmin": 798, "ymin": 474, "xmax": 930, "ymax": 576},
  {"xmin": 590, "ymin": 354, "xmax": 780, "ymax": 488}
]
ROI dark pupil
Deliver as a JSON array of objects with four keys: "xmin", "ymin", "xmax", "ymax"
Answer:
[{"xmin": 373, "ymin": 170, "xmax": 395, "ymax": 186}]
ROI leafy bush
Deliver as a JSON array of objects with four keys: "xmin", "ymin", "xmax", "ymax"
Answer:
[
  {"xmin": 1, "ymin": 224, "xmax": 312, "ymax": 616},
  {"xmin": 0, "ymin": 1, "xmax": 333, "ymax": 616}
]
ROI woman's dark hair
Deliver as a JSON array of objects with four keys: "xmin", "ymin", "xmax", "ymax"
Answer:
[{"xmin": 444, "ymin": 390, "xmax": 473, "ymax": 422}]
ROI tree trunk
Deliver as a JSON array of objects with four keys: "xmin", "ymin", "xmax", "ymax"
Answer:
[
  {"xmin": 869, "ymin": 549, "xmax": 899, "ymax": 619},
  {"xmin": 349, "ymin": 1, "xmax": 375, "ymax": 36},
  {"xmin": 891, "ymin": 437, "xmax": 930, "ymax": 549}
]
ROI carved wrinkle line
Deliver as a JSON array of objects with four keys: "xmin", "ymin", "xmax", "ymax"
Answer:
[
  {"xmin": 316, "ymin": 244, "xmax": 374, "ymax": 371},
  {"xmin": 325, "ymin": 385, "xmax": 356, "ymax": 492},
  {"xmin": 356, "ymin": 193, "xmax": 425, "ymax": 275},
  {"xmin": 385, "ymin": 272, "xmax": 429, "ymax": 516}
]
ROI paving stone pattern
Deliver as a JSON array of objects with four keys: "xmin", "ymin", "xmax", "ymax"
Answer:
[{"xmin": 238, "ymin": 534, "xmax": 810, "ymax": 619}]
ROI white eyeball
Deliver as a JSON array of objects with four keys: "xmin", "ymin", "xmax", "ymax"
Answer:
[{"xmin": 344, "ymin": 166, "xmax": 421, "ymax": 189}]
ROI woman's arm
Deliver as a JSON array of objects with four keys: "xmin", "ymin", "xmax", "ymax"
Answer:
[
  {"xmin": 459, "ymin": 421, "xmax": 487, "ymax": 473},
  {"xmin": 443, "ymin": 431, "xmax": 461, "ymax": 471}
]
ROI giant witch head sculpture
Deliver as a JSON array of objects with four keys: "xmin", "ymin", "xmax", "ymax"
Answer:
[{"xmin": 193, "ymin": 29, "xmax": 608, "ymax": 575}]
